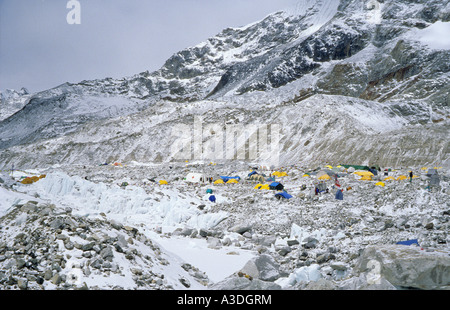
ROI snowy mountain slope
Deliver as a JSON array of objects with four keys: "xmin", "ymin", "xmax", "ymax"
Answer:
[
  {"xmin": 0, "ymin": 88, "xmax": 31, "ymax": 122},
  {"xmin": 0, "ymin": 94, "xmax": 448, "ymax": 170},
  {"xmin": 0, "ymin": 0, "xmax": 449, "ymax": 169},
  {"xmin": 0, "ymin": 83, "xmax": 150, "ymax": 149}
]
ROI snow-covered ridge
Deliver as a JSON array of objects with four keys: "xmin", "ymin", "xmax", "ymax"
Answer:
[{"xmin": 0, "ymin": 88, "xmax": 31, "ymax": 122}]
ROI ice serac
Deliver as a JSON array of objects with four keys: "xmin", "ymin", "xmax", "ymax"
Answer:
[{"xmin": 0, "ymin": 0, "xmax": 449, "ymax": 169}]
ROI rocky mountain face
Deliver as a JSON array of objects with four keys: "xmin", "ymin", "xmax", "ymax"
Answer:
[{"xmin": 0, "ymin": 0, "xmax": 449, "ymax": 169}]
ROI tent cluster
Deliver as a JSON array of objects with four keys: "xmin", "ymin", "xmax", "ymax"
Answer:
[
  {"xmin": 98, "ymin": 162, "xmax": 124, "ymax": 167},
  {"xmin": 20, "ymin": 174, "xmax": 46, "ymax": 184},
  {"xmin": 220, "ymin": 176, "xmax": 241, "ymax": 183},
  {"xmin": 299, "ymin": 163, "xmax": 446, "ymax": 201},
  {"xmin": 131, "ymin": 163, "xmax": 444, "ymax": 205}
]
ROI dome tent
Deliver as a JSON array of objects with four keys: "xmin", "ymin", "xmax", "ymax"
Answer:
[
  {"xmin": 185, "ymin": 173, "xmax": 206, "ymax": 184},
  {"xmin": 269, "ymin": 182, "xmax": 284, "ymax": 191}
]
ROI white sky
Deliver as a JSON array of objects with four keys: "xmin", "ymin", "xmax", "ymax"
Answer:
[{"xmin": 0, "ymin": 0, "xmax": 299, "ymax": 93}]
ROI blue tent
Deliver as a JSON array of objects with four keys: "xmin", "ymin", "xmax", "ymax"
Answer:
[
  {"xmin": 396, "ymin": 239, "xmax": 420, "ymax": 246},
  {"xmin": 335, "ymin": 189, "xmax": 343, "ymax": 200},
  {"xmin": 209, "ymin": 195, "xmax": 216, "ymax": 203},
  {"xmin": 275, "ymin": 192, "xmax": 292, "ymax": 199},
  {"xmin": 269, "ymin": 182, "xmax": 284, "ymax": 190},
  {"xmin": 248, "ymin": 171, "xmax": 257, "ymax": 177}
]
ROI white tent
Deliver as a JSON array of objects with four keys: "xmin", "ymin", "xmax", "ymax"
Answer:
[{"xmin": 185, "ymin": 173, "xmax": 206, "ymax": 184}]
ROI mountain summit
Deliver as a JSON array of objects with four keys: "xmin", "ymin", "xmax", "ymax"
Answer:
[{"xmin": 0, "ymin": 0, "xmax": 449, "ymax": 169}]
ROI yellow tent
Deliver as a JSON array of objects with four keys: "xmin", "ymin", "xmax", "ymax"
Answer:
[
  {"xmin": 254, "ymin": 184, "xmax": 263, "ymax": 189},
  {"xmin": 302, "ymin": 174, "xmax": 310, "ymax": 177},
  {"xmin": 159, "ymin": 180, "xmax": 168, "ymax": 185},
  {"xmin": 421, "ymin": 167, "xmax": 428, "ymax": 170},
  {"xmin": 226, "ymin": 179, "xmax": 239, "ymax": 184},
  {"xmin": 325, "ymin": 165, "xmax": 333, "ymax": 169},
  {"xmin": 318, "ymin": 174, "xmax": 331, "ymax": 180},
  {"xmin": 354, "ymin": 171, "xmax": 374, "ymax": 177},
  {"xmin": 21, "ymin": 177, "xmax": 34, "ymax": 184},
  {"xmin": 272, "ymin": 171, "xmax": 282, "ymax": 177},
  {"xmin": 259, "ymin": 184, "xmax": 270, "ymax": 190},
  {"xmin": 360, "ymin": 175, "xmax": 372, "ymax": 181},
  {"xmin": 279, "ymin": 172, "xmax": 288, "ymax": 177},
  {"xmin": 375, "ymin": 182, "xmax": 385, "ymax": 187},
  {"xmin": 396, "ymin": 175, "xmax": 407, "ymax": 181},
  {"xmin": 214, "ymin": 179, "xmax": 224, "ymax": 185},
  {"xmin": 384, "ymin": 176, "xmax": 395, "ymax": 181}
]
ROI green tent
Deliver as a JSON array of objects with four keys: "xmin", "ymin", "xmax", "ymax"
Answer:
[{"xmin": 340, "ymin": 164, "xmax": 371, "ymax": 171}]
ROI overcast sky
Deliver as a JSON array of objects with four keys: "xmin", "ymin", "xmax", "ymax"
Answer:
[{"xmin": 0, "ymin": 0, "xmax": 299, "ymax": 93}]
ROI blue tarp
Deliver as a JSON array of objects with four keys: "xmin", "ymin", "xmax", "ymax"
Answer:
[
  {"xmin": 209, "ymin": 195, "xmax": 216, "ymax": 203},
  {"xmin": 248, "ymin": 171, "xmax": 257, "ymax": 177},
  {"xmin": 335, "ymin": 189, "xmax": 343, "ymax": 200},
  {"xmin": 275, "ymin": 192, "xmax": 292, "ymax": 199},
  {"xmin": 396, "ymin": 239, "xmax": 420, "ymax": 246}
]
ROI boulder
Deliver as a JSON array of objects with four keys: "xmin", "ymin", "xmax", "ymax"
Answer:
[
  {"xmin": 239, "ymin": 254, "xmax": 281, "ymax": 282},
  {"xmin": 355, "ymin": 245, "xmax": 450, "ymax": 289},
  {"xmin": 229, "ymin": 224, "xmax": 252, "ymax": 235}
]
